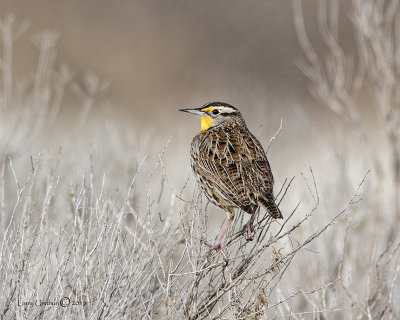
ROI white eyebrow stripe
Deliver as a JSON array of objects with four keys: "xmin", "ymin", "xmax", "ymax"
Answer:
[{"xmin": 217, "ymin": 106, "xmax": 236, "ymax": 113}]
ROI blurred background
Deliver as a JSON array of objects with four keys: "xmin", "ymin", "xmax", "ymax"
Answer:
[
  {"xmin": 0, "ymin": 0, "xmax": 360, "ymax": 181},
  {"xmin": 2, "ymin": 0, "xmax": 348, "ymax": 123}
]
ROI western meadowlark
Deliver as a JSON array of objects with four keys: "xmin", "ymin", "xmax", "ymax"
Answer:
[{"xmin": 180, "ymin": 102, "xmax": 282, "ymax": 252}]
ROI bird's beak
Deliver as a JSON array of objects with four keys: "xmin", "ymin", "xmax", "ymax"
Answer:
[{"xmin": 179, "ymin": 108, "xmax": 206, "ymax": 117}]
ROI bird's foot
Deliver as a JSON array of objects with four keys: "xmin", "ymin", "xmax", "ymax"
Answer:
[
  {"xmin": 241, "ymin": 221, "xmax": 255, "ymax": 241},
  {"xmin": 201, "ymin": 238, "xmax": 229, "ymax": 265},
  {"xmin": 201, "ymin": 238, "xmax": 221, "ymax": 250}
]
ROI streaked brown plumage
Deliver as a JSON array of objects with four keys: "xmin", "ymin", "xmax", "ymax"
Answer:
[{"xmin": 180, "ymin": 102, "xmax": 282, "ymax": 252}]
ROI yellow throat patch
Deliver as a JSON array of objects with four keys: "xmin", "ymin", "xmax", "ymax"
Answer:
[
  {"xmin": 200, "ymin": 116, "xmax": 214, "ymax": 131},
  {"xmin": 199, "ymin": 107, "xmax": 217, "ymax": 131}
]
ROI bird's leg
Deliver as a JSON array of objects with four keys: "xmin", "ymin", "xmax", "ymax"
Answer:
[
  {"xmin": 202, "ymin": 216, "xmax": 233, "ymax": 249},
  {"xmin": 202, "ymin": 216, "xmax": 234, "ymax": 262},
  {"xmin": 242, "ymin": 207, "xmax": 258, "ymax": 241}
]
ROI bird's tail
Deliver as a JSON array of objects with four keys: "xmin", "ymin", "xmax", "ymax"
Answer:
[{"xmin": 260, "ymin": 195, "xmax": 283, "ymax": 219}]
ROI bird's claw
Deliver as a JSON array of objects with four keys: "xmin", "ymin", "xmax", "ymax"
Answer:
[
  {"xmin": 201, "ymin": 237, "xmax": 220, "ymax": 250},
  {"xmin": 241, "ymin": 221, "xmax": 255, "ymax": 241},
  {"xmin": 201, "ymin": 238, "xmax": 229, "ymax": 265},
  {"xmin": 245, "ymin": 234, "xmax": 254, "ymax": 241}
]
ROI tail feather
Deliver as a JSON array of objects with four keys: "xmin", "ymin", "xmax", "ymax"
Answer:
[{"xmin": 259, "ymin": 196, "xmax": 283, "ymax": 219}]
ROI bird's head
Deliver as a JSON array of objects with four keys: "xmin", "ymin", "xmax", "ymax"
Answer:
[{"xmin": 179, "ymin": 102, "xmax": 241, "ymax": 131}]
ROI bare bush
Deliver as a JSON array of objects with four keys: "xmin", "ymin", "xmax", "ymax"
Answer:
[
  {"xmin": 0, "ymin": 145, "xmax": 373, "ymax": 320},
  {"xmin": 293, "ymin": 0, "xmax": 400, "ymax": 318},
  {"xmin": 0, "ymin": 14, "xmax": 112, "ymax": 236},
  {"xmin": 293, "ymin": 0, "xmax": 400, "ymax": 214}
]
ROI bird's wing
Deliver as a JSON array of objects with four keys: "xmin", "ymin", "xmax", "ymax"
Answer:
[
  {"xmin": 192, "ymin": 127, "xmax": 274, "ymax": 213},
  {"xmin": 243, "ymin": 131, "xmax": 282, "ymax": 218}
]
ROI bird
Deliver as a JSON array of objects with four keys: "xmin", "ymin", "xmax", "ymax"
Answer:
[{"xmin": 179, "ymin": 102, "xmax": 282, "ymax": 254}]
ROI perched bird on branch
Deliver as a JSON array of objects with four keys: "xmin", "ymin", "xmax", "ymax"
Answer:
[{"xmin": 180, "ymin": 102, "xmax": 282, "ymax": 255}]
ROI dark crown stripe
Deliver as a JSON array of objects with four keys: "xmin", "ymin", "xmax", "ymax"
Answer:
[{"xmin": 202, "ymin": 102, "xmax": 238, "ymax": 110}]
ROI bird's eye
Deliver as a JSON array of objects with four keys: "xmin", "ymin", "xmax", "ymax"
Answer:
[{"xmin": 212, "ymin": 109, "xmax": 220, "ymax": 115}]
